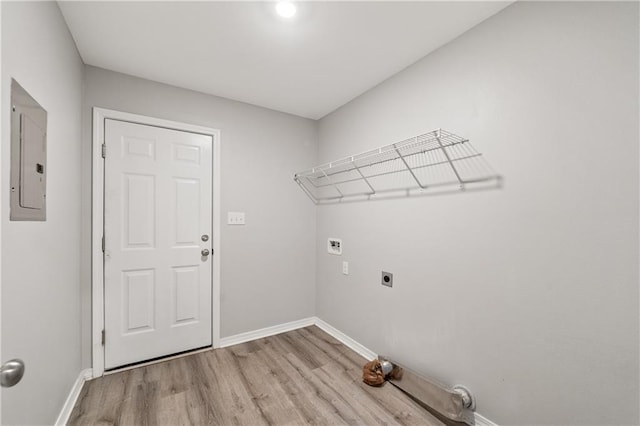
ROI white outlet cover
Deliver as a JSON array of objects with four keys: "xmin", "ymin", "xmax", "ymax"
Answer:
[{"xmin": 328, "ymin": 237, "xmax": 342, "ymax": 255}]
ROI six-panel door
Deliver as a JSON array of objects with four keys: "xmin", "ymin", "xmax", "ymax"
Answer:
[{"xmin": 104, "ymin": 119, "xmax": 212, "ymax": 369}]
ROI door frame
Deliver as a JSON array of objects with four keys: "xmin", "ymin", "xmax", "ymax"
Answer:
[{"xmin": 91, "ymin": 107, "xmax": 221, "ymax": 377}]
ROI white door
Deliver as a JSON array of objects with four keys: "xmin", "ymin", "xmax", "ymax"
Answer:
[{"xmin": 104, "ymin": 119, "xmax": 213, "ymax": 369}]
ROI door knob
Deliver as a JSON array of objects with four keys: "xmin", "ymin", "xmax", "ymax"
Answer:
[
  {"xmin": 201, "ymin": 249, "xmax": 210, "ymax": 256},
  {"xmin": 1, "ymin": 359, "xmax": 25, "ymax": 387}
]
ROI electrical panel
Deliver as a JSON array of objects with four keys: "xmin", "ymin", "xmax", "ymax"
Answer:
[{"xmin": 10, "ymin": 79, "xmax": 47, "ymax": 221}]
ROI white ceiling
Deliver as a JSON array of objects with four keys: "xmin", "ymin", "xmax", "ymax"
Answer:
[{"xmin": 58, "ymin": 1, "xmax": 512, "ymax": 120}]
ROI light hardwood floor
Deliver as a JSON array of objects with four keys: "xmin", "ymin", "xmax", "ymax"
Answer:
[{"xmin": 69, "ymin": 326, "xmax": 445, "ymax": 425}]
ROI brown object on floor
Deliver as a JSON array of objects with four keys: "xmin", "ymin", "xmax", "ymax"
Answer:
[
  {"xmin": 69, "ymin": 326, "xmax": 445, "ymax": 425},
  {"xmin": 362, "ymin": 359, "xmax": 386, "ymax": 386}
]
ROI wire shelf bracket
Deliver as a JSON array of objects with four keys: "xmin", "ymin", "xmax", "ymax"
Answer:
[{"xmin": 294, "ymin": 129, "xmax": 502, "ymax": 204}]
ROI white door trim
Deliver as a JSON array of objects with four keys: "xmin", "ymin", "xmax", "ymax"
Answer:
[{"xmin": 91, "ymin": 107, "xmax": 221, "ymax": 377}]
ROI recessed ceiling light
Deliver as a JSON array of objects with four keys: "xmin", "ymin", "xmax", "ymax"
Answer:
[{"xmin": 276, "ymin": 1, "xmax": 296, "ymax": 19}]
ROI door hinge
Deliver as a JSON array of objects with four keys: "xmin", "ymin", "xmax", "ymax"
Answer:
[
  {"xmin": 101, "ymin": 143, "xmax": 106, "ymax": 158},
  {"xmin": 102, "ymin": 235, "xmax": 105, "ymax": 252},
  {"xmin": 101, "ymin": 329, "xmax": 105, "ymax": 345}
]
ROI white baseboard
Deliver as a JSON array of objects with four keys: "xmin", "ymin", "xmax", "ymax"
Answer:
[
  {"xmin": 219, "ymin": 316, "xmax": 316, "ymax": 348},
  {"xmin": 218, "ymin": 316, "xmax": 376, "ymax": 362},
  {"xmin": 313, "ymin": 317, "xmax": 378, "ymax": 361},
  {"xmin": 55, "ymin": 368, "xmax": 92, "ymax": 426}
]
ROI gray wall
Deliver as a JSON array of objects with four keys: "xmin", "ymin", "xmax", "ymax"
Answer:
[
  {"xmin": 1, "ymin": 2, "xmax": 84, "ymax": 424},
  {"xmin": 81, "ymin": 66, "xmax": 318, "ymax": 368},
  {"xmin": 315, "ymin": 2, "xmax": 639, "ymax": 424}
]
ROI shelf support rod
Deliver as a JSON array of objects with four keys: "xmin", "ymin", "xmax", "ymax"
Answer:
[
  {"xmin": 351, "ymin": 157, "xmax": 376, "ymax": 195},
  {"xmin": 321, "ymin": 169, "xmax": 344, "ymax": 199},
  {"xmin": 393, "ymin": 142, "xmax": 426, "ymax": 189},
  {"xmin": 435, "ymin": 128, "xmax": 465, "ymax": 187}
]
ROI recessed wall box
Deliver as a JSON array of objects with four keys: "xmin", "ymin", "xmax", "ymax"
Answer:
[
  {"xmin": 381, "ymin": 271, "xmax": 393, "ymax": 287},
  {"xmin": 10, "ymin": 79, "xmax": 47, "ymax": 221},
  {"xmin": 327, "ymin": 237, "xmax": 342, "ymax": 255}
]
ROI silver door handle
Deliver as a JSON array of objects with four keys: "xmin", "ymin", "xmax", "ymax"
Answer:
[
  {"xmin": 1, "ymin": 359, "xmax": 25, "ymax": 388},
  {"xmin": 201, "ymin": 249, "xmax": 210, "ymax": 256}
]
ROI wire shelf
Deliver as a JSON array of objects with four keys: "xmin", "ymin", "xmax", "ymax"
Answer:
[{"xmin": 294, "ymin": 129, "xmax": 501, "ymax": 204}]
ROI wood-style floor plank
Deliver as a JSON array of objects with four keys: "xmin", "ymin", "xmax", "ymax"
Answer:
[{"xmin": 68, "ymin": 326, "xmax": 444, "ymax": 426}]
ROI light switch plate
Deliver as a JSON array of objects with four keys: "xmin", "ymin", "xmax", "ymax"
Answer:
[
  {"xmin": 342, "ymin": 261, "xmax": 349, "ymax": 275},
  {"xmin": 227, "ymin": 211, "xmax": 245, "ymax": 225}
]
